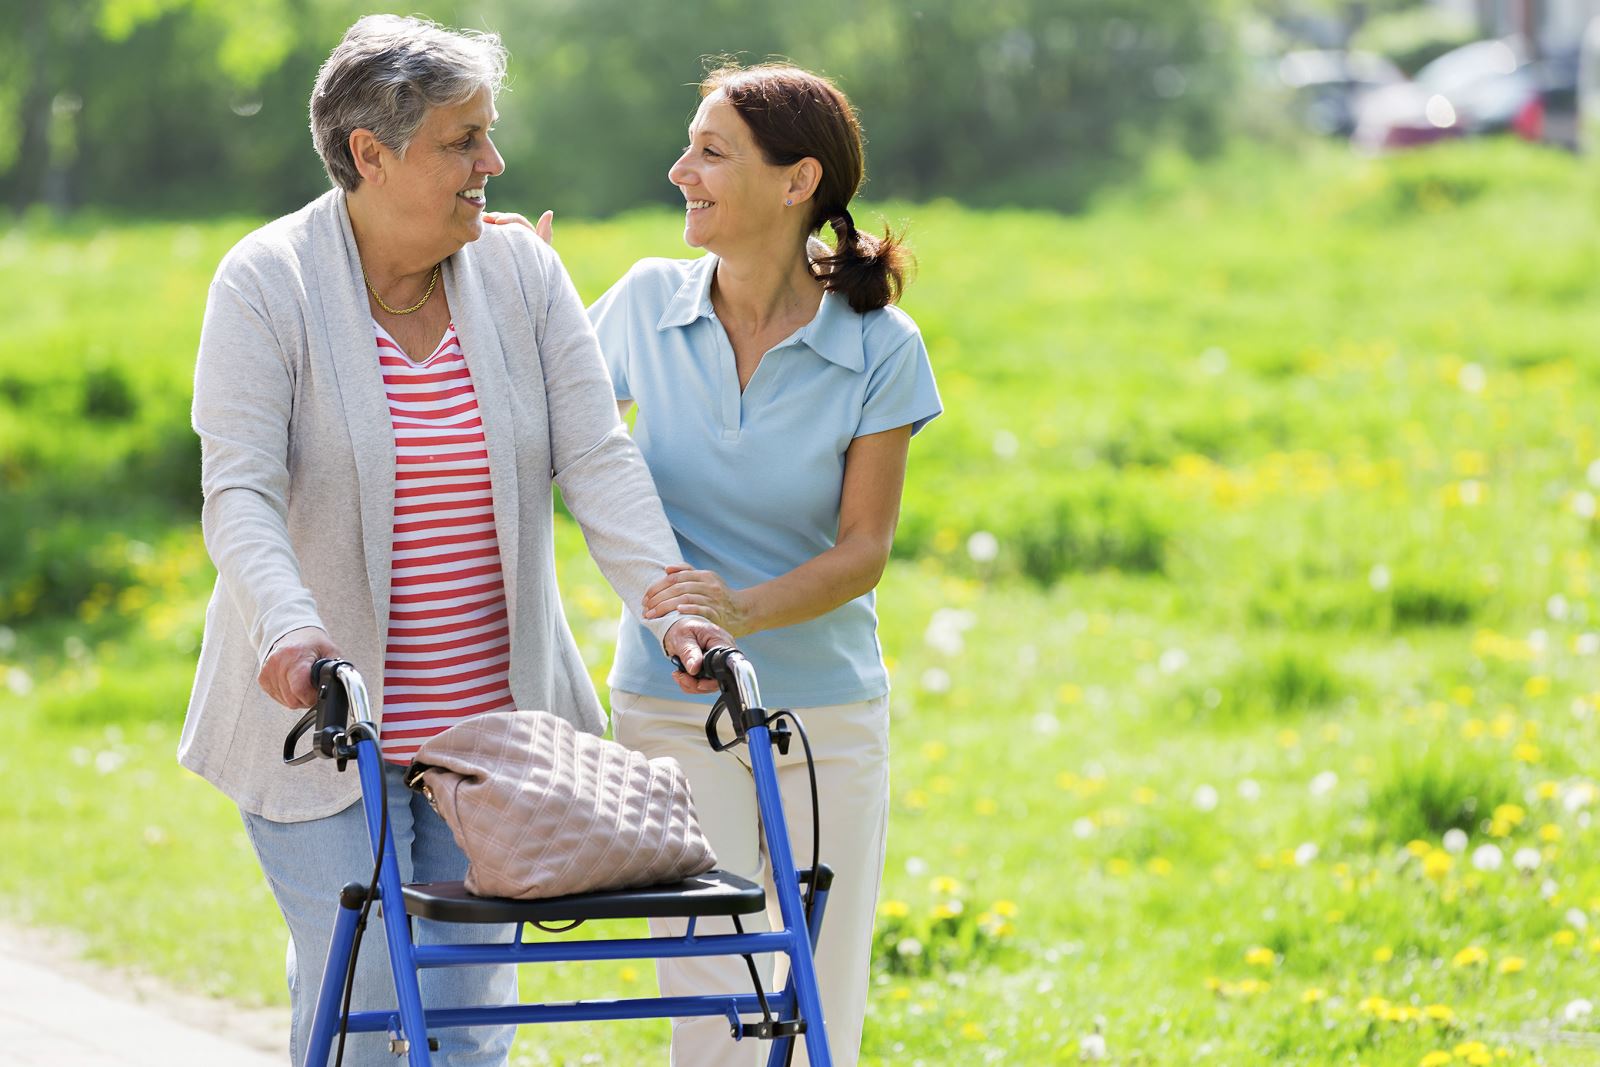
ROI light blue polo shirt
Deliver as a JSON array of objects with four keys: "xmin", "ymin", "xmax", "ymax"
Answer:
[{"xmin": 588, "ymin": 253, "xmax": 942, "ymax": 708}]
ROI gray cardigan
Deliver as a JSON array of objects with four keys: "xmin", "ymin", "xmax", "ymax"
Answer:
[{"xmin": 179, "ymin": 189, "xmax": 683, "ymax": 822}]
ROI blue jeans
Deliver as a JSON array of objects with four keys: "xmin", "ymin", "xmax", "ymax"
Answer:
[{"xmin": 241, "ymin": 762, "xmax": 517, "ymax": 1066}]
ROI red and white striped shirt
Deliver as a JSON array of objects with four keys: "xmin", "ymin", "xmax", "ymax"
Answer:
[{"xmin": 376, "ymin": 321, "xmax": 515, "ymax": 763}]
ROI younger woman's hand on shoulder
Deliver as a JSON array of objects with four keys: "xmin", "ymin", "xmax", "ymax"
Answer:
[
  {"xmin": 644, "ymin": 563, "xmax": 753, "ymax": 636},
  {"xmin": 483, "ymin": 210, "xmax": 553, "ymax": 246}
]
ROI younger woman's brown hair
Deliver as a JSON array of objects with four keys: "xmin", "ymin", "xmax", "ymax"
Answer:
[{"xmin": 701, "ymin": 62, "xmax": 910, "ymax": 313}]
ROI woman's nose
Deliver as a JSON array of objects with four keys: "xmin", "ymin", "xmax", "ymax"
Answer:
[
  {"xmin": 667, "ymin": 151, "xmax": 694, "ymax": 190},
  {"xmin": 479, "ymin": 136, "xmax": 506, "ymax": 178}
]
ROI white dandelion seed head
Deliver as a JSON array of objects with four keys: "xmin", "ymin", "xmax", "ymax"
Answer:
[
  {"xmin": 1294, "ymin": 842, "xmax": 1319, "ymax": 867},
  {"xmin": 1457, "ymin": 363, "xmax": 1486, "ymax": 393},
  {"xmin": 992, "ymin": 430, "xmax": 1019, "ymax": 459},
  {"xmin": 904, "ymin": 856, "xmax": 929, "ymax": 876},
  {"xmin": 1079, "ymin": 1032, "xmax": 1108, "ymax": 1060},
  {"xmin": 1541, "ymin": 878, "xmax": 1560, "ymax": 900},
  {"xmin": 895, "ymin": 937, "xmax": 924, "ymax": 958},
  {"xmin": 1158, "ymin": 648, "xmax": 1189, "ymax": 674},
  {"xmin": 1471, "ymin": 844, "xmax": 1503, "ymax": 871},
  {"xmin": 1199, "ymin": 347, "xmax": 1228, "ymax": 375},
  {"xmin": 1564, "ymin": 999, "xmax": 1594, "ymax": 1023},
  {"xmin": 1567, "ymin": 907, "xmax": 1589, "ymax": 930},
  {"xmin": 1309, "ymin": 771, "xmax": 1338, "ymax": 797},
  {"xmin": 1513, "ymin": 847, "xmax": 1542, "ymax": 873},
  {"xmin": 920, "ymin": 667, "xmax": 951, "ymax": 693},
  {"xmin": 5, "ymin": 667, "xmax": 32, "ymax": 697},
  {"xmin": 1577, "ymin": 633, "xmax": 1600, "ymax": 657},
  {"xmin": 1192, "ymin": 784, "xmax": 1219, "ymax": 812},
  {"xmin": 1368, "ymin": 564, "xmax": 1391, "ymax": 591},
  {"xmin": 1588, "ymin": 459, "xmax": 1600, "ymax": 488},
  {"xmin": 1564, "ymin": 782, "xmax": 1596, "ymax": 813},
  {"xmin": 966, "ymin": 531, "xmax": 999, "ymax": 563},
  {"xmin": 1573, "ymin": 491, "xmax": 1597, "ymax": 520},
  {"xmin": 1073, "ymin": 817, "xmax": 1096, "ymax": 839},
  {"xmin": 1549, "ymin": 594, "xmax": 1572, "ymax": 622},
  {"xmin": 1442, "ymin": 828, "xmax": 1469, "ymax": 854},
  {"xmin": 1238, "ymin": 778, "xmax": 1262, "ymax": 802}
]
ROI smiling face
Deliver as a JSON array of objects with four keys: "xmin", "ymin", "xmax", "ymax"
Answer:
[
  {"xmin": 370, "ymin": 84, "xmax": 504, "ymax": 254},
  {"xmin": 668, "ymin": 92, "xmax": 796, "ymax": 255}
]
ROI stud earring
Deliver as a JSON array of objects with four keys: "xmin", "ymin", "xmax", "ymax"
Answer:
[{"xmin": 785, "ymin": 198, "xmax": 793, "ymax": 206}]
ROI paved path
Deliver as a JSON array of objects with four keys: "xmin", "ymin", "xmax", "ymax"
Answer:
[{"xmin": 0, "ymin": 923, "xmax": 287, "ymax": 1066}]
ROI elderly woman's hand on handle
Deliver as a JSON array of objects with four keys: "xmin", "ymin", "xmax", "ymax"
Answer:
[
  {"xmin": 662, "ymin": 617, "xmax": 735, "ymax": 695},
  {"xmin": 484, "ymin": 210, "xmax": 553, "ymax": 245},
  {"xmin": 258, "ymin": 626, "xmax": 344, "ymax": 709}
]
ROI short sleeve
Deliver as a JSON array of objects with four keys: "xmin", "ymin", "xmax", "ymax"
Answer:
[
  {"xmin": 855, "ymin": 331, "xmax": 943, "ymax": 439},
  {"xmin": 586, "ymin": 272, "xmax": 632, "ymax": 402}
]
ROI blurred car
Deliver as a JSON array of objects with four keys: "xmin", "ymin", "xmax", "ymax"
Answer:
[
  {"xmin": 1352, "ymin": 38, "xmax": 1547, "ymax": 151},
  {"xmin": 1276, "ymin": 49, "xmax": 1406, "ymax": 137}
]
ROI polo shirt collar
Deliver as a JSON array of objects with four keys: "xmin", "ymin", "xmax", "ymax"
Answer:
[{"xmin": 655, "ymin": 254, "xmax": 866, "ymax": 374}]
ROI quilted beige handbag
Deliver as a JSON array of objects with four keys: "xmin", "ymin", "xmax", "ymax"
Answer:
[{"xmin": 403, "ymin": 710, "xmax": 717, "ymax": 899}]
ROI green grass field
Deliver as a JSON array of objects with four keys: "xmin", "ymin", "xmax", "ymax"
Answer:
[{"xmin": 7, "ymin": 140, "xmax": 1600, "ymax": 1064}]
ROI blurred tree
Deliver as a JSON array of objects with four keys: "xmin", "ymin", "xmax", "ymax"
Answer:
[{"xmin": 0, "ymin": 0, "xmax": 1242, "ymax": 217}]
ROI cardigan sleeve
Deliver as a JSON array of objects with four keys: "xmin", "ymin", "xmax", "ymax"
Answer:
[
  {"xmin": 532, "ymin": 244, "xmax": 686, "ymax": 649},
  {"xmin": 192, "ymin": 260, "xmax": 325, "ymax": 667}
]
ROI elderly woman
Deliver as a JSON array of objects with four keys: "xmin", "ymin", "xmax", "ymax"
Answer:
[
  {"xmin": 494, "ymin": 63, "xmax": 941, "ymax": 1066},
  {"xmin": 178, "ymin": 16, "xmax": 731, "ymax": 1066}
]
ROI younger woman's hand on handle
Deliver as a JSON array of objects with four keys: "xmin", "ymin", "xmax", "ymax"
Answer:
[{"xmin": 483, "ymin": 210, "xmax": 553, "ymax": 246}]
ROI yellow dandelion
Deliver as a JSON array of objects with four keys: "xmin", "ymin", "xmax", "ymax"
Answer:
[
  {"xmin": 1492, "ymin": 803, "xmax": 1525, "ymax": 826},
  {"xmin": 1301, "ymin": 987, "xmax": 1327, "ymax": 1004},
  {"xmin": 974, "ymin": 797, "xmax": 998, "ymax": 816},
  {"xmin": 1236, "ymin": 977, "xmax": 1270, "ymax": 995},
  {"xmin": 1524, "ymin": 676, "xmax": 1550, "ymax": 698},
  {"xmin": 1487, "ymin": 818, "xmax": 1512, "ymax": 838},
  {"xmin": 992, "ymin": 899, "xmax": 1018, "ymax": 918},
  {"xmin": 921, "ymin": 740, "xmax": 948, "ymax": 763},
  {"xmin": 1424, "ymin": 1004, "xmax": 1456, "ymax": 1022},
  {"xmin": 1539, "ymin": 824, "xmax": 1563, "ymax": 843},
  {"xmin": 1588, "ymin": 936, "xmax": 1600, "ymax": 954},
  {"xmin": 620, "ymin": 966, "xmax": 639, "ymax": 983},
  {"xmin": 903, "ymin": 789, "xmax": 928, "ymax": 811},
  {"xmin": 1245, "ymin": 946, "xmax": 1276, "ymax": 967},
  {"xmin": 1452, "ymin": 685, "xmax": 1475, "ymax": 707},
  {"xmin": 1453, "ymin": 1042, "xmax": 1491, "ymax": 1065},
  {"xmin": 933, "ymin": 901, "xmax": 963, "ymax": 920},
  {"xmin": 881, "ymin": 899, "xmax": 910, "ymax": 919},
  {"xmin": 1407, "ymin": 839, "xmax": 1434, "ymax": 857},
  {"xmin": 1419, "ymin": 1051, "xmax": 1454, "ymax": 1067},
  {"xmin": 1452, "ymin": 946, "xmax": 1488, "ymax": 968},
  {"xmin": 1255, "ymin": 853, "xmax": 1276, "ymax": 870},
  {"xmin": 1536, "ymin": 781, "xmax": 1560, "ymax": 801},
  {"xmin": 1055, "ymin": 771, "xmax": 1078, "ymax": 791},
  {"xmin": 1461, "ymin": 718, "xmax": 1487, "ymax": 740},
  {"xmin": 1326, "ymin": 909, "xmax": 1345, "ymax": 924},
  {"xmin": 1359, "ymin": 995, "xmax": 1391, "ymax": 1014},
  {"xmin": 1513, "ymin": 743, "xmax": 1542, "ymax": 764},
  {"xmin": 1277, "ymin": 728, "xmax": 1300, "ymax": 749},
  {"xmin": 1424, "ymin": 850, "xmax": 1454, "ymax": 880},
  {"xmin": 1497, "ymin": 956, "xmax": 1526, "ymax": 974},
  {"xmin": 890, "ymin": 986, "xmax": 912, "ymax": 1001},
  {"xmin": 1373, "ymin": 946, "xmax": 1395, "ymax": 963},
  {"xmin": 1552, "ymin": 930, "xmax": 1577, "ymax": 948},
  {"xmin": 1133, "ymin": 786, "xmax": 1158, "ymax": 805},
  {"xmin": 1106, "ymin": 858, "xmax": 1132, "ymax": 878},
  {"xmin": 929, "ymin": 875, "xmax": 962, "ymax": 895},
  {"xmin": 960, "ymin": 1021, "xmax": 986, "ymax": 1040},
  {"xmin": 1056, "ymin": 683, "xmax": 1082, "ymax": 705},
  {"xmin": 1147, "ymin": 857, "xmax": 1173, "ymax": 877}
]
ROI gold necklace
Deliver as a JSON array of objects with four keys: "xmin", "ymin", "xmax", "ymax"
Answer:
[{"xmin": 364, "ymin": 263, "xmax": 440, "ymax": 315}]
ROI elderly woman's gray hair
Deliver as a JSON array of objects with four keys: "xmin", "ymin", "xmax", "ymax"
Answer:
[{"xmin": 310, "ymin": 15, "xmax": 508, "ymax": 192}]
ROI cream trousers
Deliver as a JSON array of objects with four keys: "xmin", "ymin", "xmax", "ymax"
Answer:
[{"xmin": 610, "ymin": 688, "xmax": 891, "ymax": 1067}]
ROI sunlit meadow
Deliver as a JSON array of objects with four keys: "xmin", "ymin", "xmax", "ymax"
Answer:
[{"xmin": 7, "ymin": 141, "xmax": 1600, "ymax": 1063}]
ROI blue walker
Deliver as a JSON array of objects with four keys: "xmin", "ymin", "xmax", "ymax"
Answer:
[{"xmin": 282, "ymin": 648, "xmax": 834, "ymax": 1066}]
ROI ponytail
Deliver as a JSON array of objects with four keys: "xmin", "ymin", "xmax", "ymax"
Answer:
[{"xmin": 812, "ymin": 207, "xmax": 912, "ymax": 313}]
